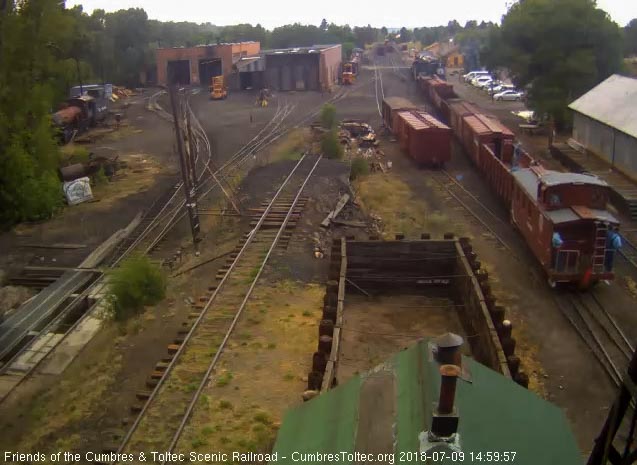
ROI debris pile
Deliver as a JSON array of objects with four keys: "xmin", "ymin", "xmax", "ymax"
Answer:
[
  {"xmin": 338, "ymin": 120, "xmax": 392, "ymax": 173},
  {"xmin": 111, "ymin": 86, "xmax": 136, "ymax": 101}
]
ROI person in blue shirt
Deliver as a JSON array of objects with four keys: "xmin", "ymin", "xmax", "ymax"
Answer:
[
  {"xmin": 552, "ymin": 231, "xmax": 564, "ymax": 271},
  {"xmin": 605, "ymin": 227, "xmax": 622, "ymax": 272}
]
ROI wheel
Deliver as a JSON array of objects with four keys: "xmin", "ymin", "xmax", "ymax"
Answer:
[
  {"xmin": 495, "ymin": 97, "xmax": 501, "ymax": 101},
  {"xmin": 516, "ymin": 96, "xmax": 521, "ymax": 101}
]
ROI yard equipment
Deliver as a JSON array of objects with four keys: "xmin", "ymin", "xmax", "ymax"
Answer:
[
  {"xmin": 255, "ymin": 88, "xmax": 270, "ymax": 107},
  {"xmin": 210, "ymin": 75, "xmax": 227, "ymax": 100},
  {"xmin": 342, "ymin": 62, "xmax": 356, "ymax": 85}
]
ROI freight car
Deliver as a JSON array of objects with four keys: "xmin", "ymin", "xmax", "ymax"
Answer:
[
  {"xmin": 395, "ymin": 110, "xmax": 451, "ymax": 167},
  {"xmin": 381, "ymin": 96, "xmax": 417, "ymax": 132},
  {"xmin": 342, "ymin": 54, "xmax": 360, "ymax": 85},
  {"xmin": 412, "ymin": 74, "xmax": 620, "ymax": 287}
]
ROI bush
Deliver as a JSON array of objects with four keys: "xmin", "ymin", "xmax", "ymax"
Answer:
[
  {"xmin": 350, "ymin": 158, "xmax": 370, "ymax": 180},
  {"xmin": 321, "ymin": 130, "xmax": 344, "ymax": 159},
  {"xmin": 106, "ymin": 255, "xmax": 166, "ymax": 321},
  {"xmin": 320, "ymin": 104, "xmax": 337, "ymax": 129}
]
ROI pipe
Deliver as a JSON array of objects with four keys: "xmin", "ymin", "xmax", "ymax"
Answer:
[{"xmin": 438, "ymin": 364, "xmax": 461, "ymax": 415}]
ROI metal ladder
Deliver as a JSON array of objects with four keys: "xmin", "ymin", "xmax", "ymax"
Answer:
[{"xmin": 592, "ymin": 222, "xmax": 608, "ymax": 273}]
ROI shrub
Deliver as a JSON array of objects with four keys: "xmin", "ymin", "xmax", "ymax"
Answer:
[
  {"xmin": 350, "ymin": 158, "xmax": 370, "ymax": 180},
  {"xmin": 321, "ymin": 130, "xmax": 344, "ymax": 159},
  {"xmin": 106, "ymin": 255, "xmax": 166, "ymax": 321},
  {"xmin": 92, "ymin": 166, "xmax": 109, "ymax": 186},
  {"xmin": 320, "ymin": 104, "xmax": 337, "ymax": 129}
]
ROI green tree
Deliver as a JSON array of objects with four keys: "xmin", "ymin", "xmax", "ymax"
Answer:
[
  {"xmin": 625, "ymin": 19, "xmax": 637, "ymax": 56},
  {"xmin": 320, "ymin": 18, "xmax": 328, "ymax": 31},
  {"xmin": 321, "ymin": 130, "xmax": 344, "ymax": 160},
  {"xmin": 485, "ymin": 0, "xmax": 623, "ymax": 127},
  {"xmin": 320, "ymin": 103, "xmax": 337, "ymax": 129},
  {"xmin": 106, "ymin": 255, "xmax": 166, "ymax": 321}
]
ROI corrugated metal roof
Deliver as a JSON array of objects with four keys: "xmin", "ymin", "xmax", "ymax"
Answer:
[
  {"xmin": 568, "ymin": 74, "xmax": 637, "ymax": 139},
  {"xmin": 514, "ymin": 168, "xmax": 609, "ymax": 198},
  {"xmin": 271, "ymin": 339, "xmax": 582, "ymax": 464},
  {"xmin": 398, "ymin": 110, "xmax": 449, "ymax": 131}
]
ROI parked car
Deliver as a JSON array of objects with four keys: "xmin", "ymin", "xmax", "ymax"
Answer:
[
  {"xmin": 463, "ymin": 70, "xmax": 490, "ymax": 82},
  {"xmin": 488, "ymin": 83, "xmax": 516, "ymax": 95},
  {"xmin": 478, "ymin": 79, "xmax": 499, "ymax": 90},
  {"xmin": 493, "ymin": 90, "xmax": 525, "ymax": 101},
  {"xmin": 472, "ymin": 76, "xmax": 493, "ymax": 87}
]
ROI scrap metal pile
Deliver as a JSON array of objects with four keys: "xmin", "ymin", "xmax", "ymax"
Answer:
[{"xmin": 338, "ymin": 120, "xmax": 391, "ymax": 173}]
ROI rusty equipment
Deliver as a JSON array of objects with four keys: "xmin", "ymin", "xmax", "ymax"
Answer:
[
  {"xmin": 342, "ymin": 62, "xmax": 355, "ymax": 85},
  {"xmin": 209, "ymin": 76, "xmax": 227, "ymax": 100},
  {"xmin": 255, "ymin": 88, "xmax": 270, "ymax": 107}
]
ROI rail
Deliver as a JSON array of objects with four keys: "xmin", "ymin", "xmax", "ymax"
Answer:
[
  {"xmin": 112, "ymin": 153, "xmax": 322, "ymax": 461},
  {"xmin": 555, "ymin": 292, "xmax": 634, "ymax": 387}
]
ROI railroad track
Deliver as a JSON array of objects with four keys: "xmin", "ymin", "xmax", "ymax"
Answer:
[
  {"xmin": 373, "ymin": 58, "xmax": 385, "ymax": 118},
  {"xmin": 619, "ymin": 233, "xmax": 637, "ymax": 271},
  {"xmin": 429, "ymin": 169, "xmax": 515, "ymax": 254},
  {"xmin": 555, "ymin": 292, "xmax": 634, "ymax": 387},
  {"xmin": 112, "ymin": 153, "xmax": 322, "ymax": 463}
]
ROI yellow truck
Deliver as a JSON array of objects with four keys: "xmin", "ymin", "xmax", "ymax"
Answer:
[{"xmin": 209, "ymin": 75, "xmax": 227, "ymax": 100}]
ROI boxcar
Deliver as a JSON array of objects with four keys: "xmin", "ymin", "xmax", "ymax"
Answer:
[
  {"xmin": 511, "ymin": 166, "xmax": 619, "ymax": 287},
  {"xmin": 381, "ymin": 97, "xmax": 416, "ymax": 133},
  {"xmin": 447, "ymin": 100, "xmax": 479, "ymax": 138},
  {"xmin": 395, "ymin": 110, "xmax": 452, "ymax": 167}
]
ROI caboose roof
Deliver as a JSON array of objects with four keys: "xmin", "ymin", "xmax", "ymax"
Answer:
[{"xmin": 514, "ymin": 169, "xmax": 617, "ymax": 224}]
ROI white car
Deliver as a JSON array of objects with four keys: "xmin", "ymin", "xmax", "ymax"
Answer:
[
  {"xmin": 463, "ymin": 70, "xmax": 490, "ymax": 82},
  {"xmin": 489, "ymin": 83, "xmax": 516, "ymax": 95},
  {"xmin": 472, "ymin": 76, "xmax": 492, "ymax": 87},
  {"xmin": 493, "ymin": 90, "xmax": 524, "ymax": 101}
]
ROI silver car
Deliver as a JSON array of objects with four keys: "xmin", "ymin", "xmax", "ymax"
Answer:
[{"xmin": 493, "ymin": 89, "xmax": 524, "ymax": 101}]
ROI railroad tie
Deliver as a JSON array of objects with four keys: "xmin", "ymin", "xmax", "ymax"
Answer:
[{"xmin": 135, "ymin": 391, "xmax": 152, "ymax": 401}]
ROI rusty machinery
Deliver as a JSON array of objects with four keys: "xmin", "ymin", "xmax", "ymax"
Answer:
[{"xmin": 209, "ymin": 76, "xmax": 227, "ymax": 100}]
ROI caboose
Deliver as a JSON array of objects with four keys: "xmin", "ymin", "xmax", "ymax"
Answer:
[{"xmin": 511, "ymin": 165, "xmax": 619, "ymax": 287}]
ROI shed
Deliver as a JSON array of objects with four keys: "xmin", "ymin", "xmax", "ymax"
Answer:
[
  {"xmin": 270, "ymin": 339, "xmax": 582, "ymax": 465},
  {"xmin": 568, "ymin": 74, "xmax": 637, "ymax": 178}
]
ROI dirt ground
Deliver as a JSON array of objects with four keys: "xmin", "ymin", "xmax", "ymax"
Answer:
[{"xmin": 338, "ymin": 294, "xmax": 468, "ymax": 382}]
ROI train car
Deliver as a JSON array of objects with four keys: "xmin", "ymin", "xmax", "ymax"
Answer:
[
  {"xmin": 342, "ymin": 55, "xmax": 360, "ymax": 85},
  {"xmin": 395, "ymin": 110, "xmax": 451, "ymax": 167},
  {"xmin": 413, "ymin": 65, "xmax": 622, "ymax": 286},
  {"xmin": 52, "ymin": 95, "xmax": 99, "ymax": 143},
  {"xmin": 511, "ymin": 166, "xmax": 619, "ymax": 287},
  {"xmin": 412, "ymin": 57, "xmax": 439, "ymax": 80},
  {"xmin": 381, "ymin": 96, "xmax": 416, "ymax": 132}
]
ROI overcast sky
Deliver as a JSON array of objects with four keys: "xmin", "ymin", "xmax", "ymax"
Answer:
[{"xmin": 66, "ymin": 0, "xmax": 636, "ymax": 28}]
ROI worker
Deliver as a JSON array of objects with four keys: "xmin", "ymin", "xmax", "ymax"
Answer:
[
  {"xmin": 605, "ymin": 227, "xmax": 622, "ymax": 272},
  {"xmin": 552, "ymin": 231, "xmax": 564, "ymax": 271}
]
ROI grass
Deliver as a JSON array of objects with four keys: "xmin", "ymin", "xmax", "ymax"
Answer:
[
  {"xmin": 218, "ymin": 400, "xmax": 233, "ymax": 410},
  {"xmin": 354, "ymin": 172, "xmax": 453, "ymax": 238},
  {"xmin": 216, "ymin": 371, "xmax": 234, "ymax": 387},
  {"xmin": 269, "ymin": 129, "xmax": 306, "ymax": 163}
]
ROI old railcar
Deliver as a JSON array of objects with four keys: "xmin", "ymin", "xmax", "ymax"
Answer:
[
  {"xmin": 447, "ymin": 100, "xmax": 479, "ymax": 138},
  {"xmin": 381, "ymin": 96, "xmax": 416, "ymax": 132},
  {"xmin": 511, "ymin": 166, "xmax": 619, "ymax": 287},
  {"xmin": 395, "ymin": 110, "xmax": 451, "ymax": 167}
]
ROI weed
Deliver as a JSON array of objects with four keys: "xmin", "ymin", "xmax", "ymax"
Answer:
[
  {"xmin": 92, "ymin": 166, "xmax": 109, "ymax": 186},
  {"xmin": 302, "ymin": 310, "xmax": 312, "ymax": 317},
  {"xmin": 201, "ymin": 426, "xmax": 214, "ymax": 436},
  {"xmin": 185, "ymin": 382, "xmax": 198, "ymax": 393},
  {"xmin": 216, "ymin": 371, "xmax": 234, "ymax": 387},
  {"xmin": 320, "ymin": 104, "xmax": 337, "ymax": 129},
  {"xmin": 350, "ymin": 158, "xmax": 370, "ymax": 180},
  {"xmin": 321, "ymin": 130, "xmax": 343, "ymax": 159},
  {"xmin": 218, "ymin": 400, "xmax": 233, "ymax": 410},
  {"xmin": 267, "ymin": 343, "xmax": 277, "ymax": 349},
  {"xmin": 253, "ymin": 411, "xmax": 271, "ymax": 425},
  {"xmin": 105, "ymin": 255, "xmax": 166, "ymax": 321},
  {"xmin": 191, "ymin": 437, "xmax": 207, "ymax": 448},
  {"xmin": 283, "ymin": 372, "xmax": 295, "ymax": 381}
]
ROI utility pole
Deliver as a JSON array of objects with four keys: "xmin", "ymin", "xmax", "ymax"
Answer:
[
  {"xmin": 185, "ymin": 106, "xmax": 199, "ymax": 196},
  {"xmin": 168, "ymin": 85, "xmax": 200, "ymax": 252}
]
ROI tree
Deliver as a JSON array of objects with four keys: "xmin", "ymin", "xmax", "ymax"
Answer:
[
  {"xmin": 320, "ymin": 18, "xmax": 328, "ymax": 31},
  {"xmin": 399, "ymin": 27, "xmax": 412, "ymax": 43},
  {"xmin": 484, "ymin": 0, "xmax": 623, "ymax": 128},
  {"xmin": 625, "ymin": 19, "xmax": 637, "ymax": 56},
  {"xmin": 380, "ymin": 26, "xmax": 388, "ymax": 37},
  {"xmin": 320, "ymin": 103, "xmax": 337, "ymax": 129}
]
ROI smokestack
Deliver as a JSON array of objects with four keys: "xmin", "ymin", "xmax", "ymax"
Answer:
[
  {"xmin": 428, "ymin": 364, "xmax": 461, "ymax": 439},
  {"xmin": 435, "ymin": 332, "xmax": 464, "ymax": 367},
  {"xmin": 437, "ymin": 364, "xmax": 461, "ymax": 415}
]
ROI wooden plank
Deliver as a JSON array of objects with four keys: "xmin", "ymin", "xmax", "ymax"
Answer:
[
  {"xmin": 321, "ymin": 194, "xmax": 350, "ymax": 228},
  {"xmin": 20, "ymin": 243, "xmax": 87, "ymax": 250},
  {"xmin": 321, "ymin": 361, "xmax": 334, "ymax": 391},
  {"xmin": 329, "ymin": 327, "xmax": 341, "ymax": 362},
  {"xmin": 331, "ymin": 219, "xmax": 367, "ymax": 228}
]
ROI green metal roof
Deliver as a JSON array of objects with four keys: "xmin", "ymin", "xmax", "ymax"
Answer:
[{"xmin": 271, "ymin": 339, "xmax": 583, "ymax": 465}]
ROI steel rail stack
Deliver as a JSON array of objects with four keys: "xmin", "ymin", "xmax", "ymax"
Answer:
[{"xmin": 112, "ymin": 153, "xmax": 322, "ymax": 463}]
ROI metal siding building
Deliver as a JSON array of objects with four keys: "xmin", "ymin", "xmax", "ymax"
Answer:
[
  {"xmin": 569, "ymin": 74, "xmax": 637, "ymax": 179},
  {"xmin": 264, "ymin": 44, "xmax": 341, "ymax": 92}
]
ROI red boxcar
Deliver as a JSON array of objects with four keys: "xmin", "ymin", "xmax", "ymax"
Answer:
[
  {"xmin": 381, "ymin": 97, "xmax": 416, "ymax": 133},
  {"xmin": 395, "ymin": 110, "xmax": 451, "ymax": 167},
  {"xmin": 447, "ymin": 100, "xmax": 479, "ymax": 138},
  {"xmin": 511, "ymin": 166, "xmax": 619, "ymax": 287}
]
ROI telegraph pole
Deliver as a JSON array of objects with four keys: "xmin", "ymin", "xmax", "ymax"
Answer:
[
  {"xmin": 185, "ymin": 107, "xmax": 199, "ymax": 194},
  {"xmin": 168, "ymin": 85, "xmax": 200, "ymax": 252}
]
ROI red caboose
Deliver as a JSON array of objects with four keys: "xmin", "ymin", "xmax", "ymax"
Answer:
[{"xmin": 511, "ymin": 165, "xmax": 619, "ymax": 287}]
